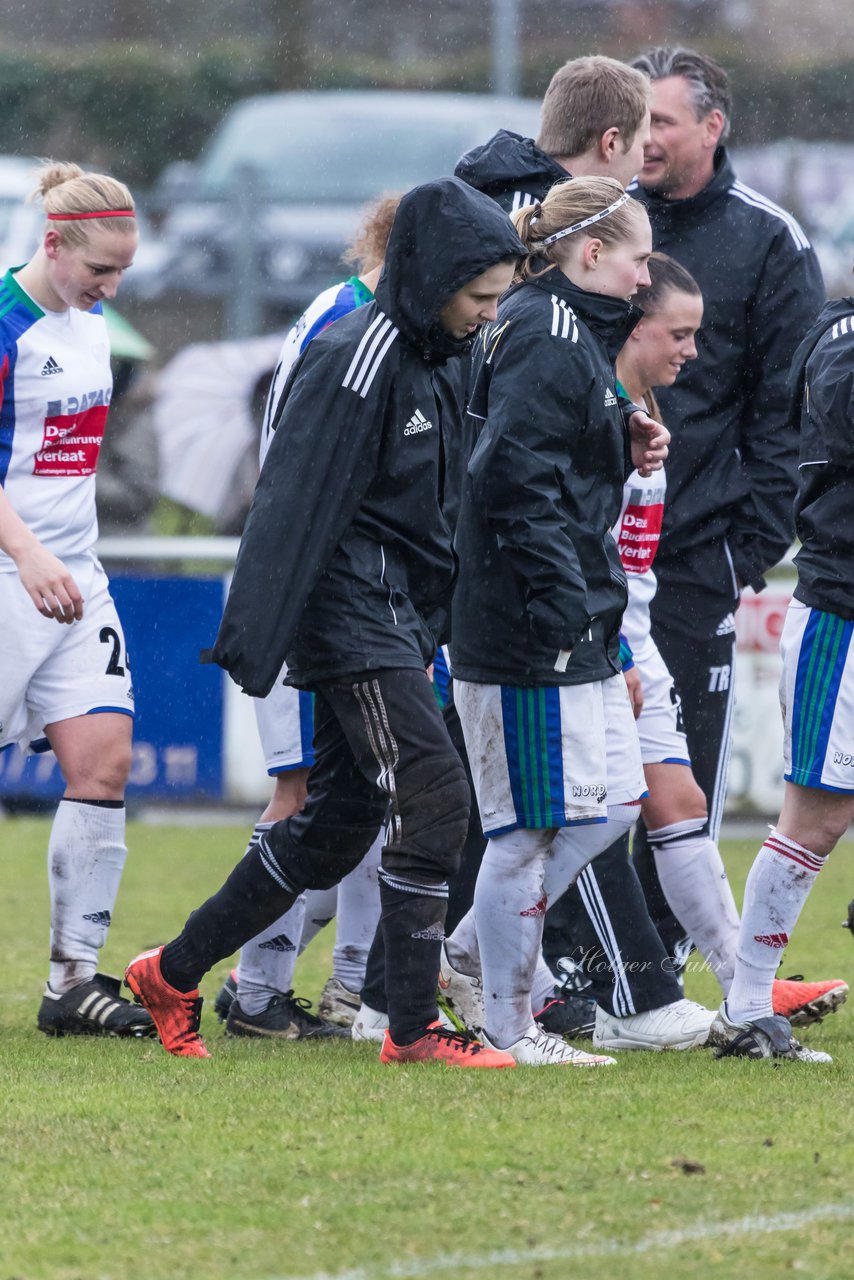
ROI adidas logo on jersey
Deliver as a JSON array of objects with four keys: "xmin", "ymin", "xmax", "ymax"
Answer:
[
  {"xmin": 259, "ymin": 933, "xmax": 296, "ymax": 953},
  {"xmin": 403, "ymin": 408, "xmax": 433, "ymax": 436},
  {"xmin": 604, "ymin": 386, "xmax": 618, "ymax": 407},
  {"xmin": 41, "ymin": 356, "xmax": 63, "ymax": 376},
  {"xmin": 82, "ymin": 910, "xmax": 112, "ymax": 927},
  {"xmin": 715, "ymin": 612, "xmax": 736, "ymax": 636}
]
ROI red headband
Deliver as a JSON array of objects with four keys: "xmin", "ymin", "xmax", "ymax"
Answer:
[{"xmin": 47, "ymin": 210, "xmax": 135, "ymax": 221}]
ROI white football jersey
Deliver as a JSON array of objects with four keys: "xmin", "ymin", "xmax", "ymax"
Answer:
[{"xmin": 0, "ymin": 268, "xmax": 112, "ymax": 570}]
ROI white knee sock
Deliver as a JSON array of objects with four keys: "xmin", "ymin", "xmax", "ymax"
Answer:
[
  {"xmin": 647, "ymin": 820, "xmax": 740, "ymax": 995},
  {"xmin": 48, "ymin": 798, "xmax": 128, "ymax": 993},
  {"xmin": 474, "ymin": 827, "xmax": 553, "ymax": 1048},
  {"xmin": 726, "ymin": 828, "xmax": 827, "ymax": 1024},
  {"xmin": 299, "ymin": 886, "xmax": 338, "ymax": 952},
  {"xmin": 543, "ymin": 804, "xmax": 639, "ymax": 902},
  {"xmin": 531, "ymin": 955, "xmax": 561, "ymax": 1013},
  {"xmin": 332, "ymin": 832, "xmax": 382, "ymax": 992},
  {"xmin": 446, "ymin": 909, "xmax": 557, "ymax": 1014},
  {"xmin": 236, "ymin": 822, "xmax": 305, "ymax": 1014}
]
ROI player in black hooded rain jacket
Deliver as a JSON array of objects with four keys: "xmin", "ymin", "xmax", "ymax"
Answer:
[{"xmin": 124, "ymin": 178, "xmax": 526, "ymax": 1068}]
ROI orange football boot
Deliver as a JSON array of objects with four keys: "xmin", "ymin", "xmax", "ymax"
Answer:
[{"xmin": 125, "ymin": 946, "xmax": 211, "ymax": 1058}]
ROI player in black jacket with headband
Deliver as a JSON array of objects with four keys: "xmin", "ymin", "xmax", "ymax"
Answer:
[
  {"xmin": 450, "ymin": 56, "xmax": 709, "ymax": 1037},
  {"xmin": 126, "ymin": 177, "xmax": 525, "ymax": 1068},
  {"xmin": 443, "ymin": 178, "xmax": 682, "ymax": 1065}
]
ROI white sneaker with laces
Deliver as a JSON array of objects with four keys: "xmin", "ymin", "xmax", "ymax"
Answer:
[
  {"xmin": 318, "ymin": 976, "xmax": 361, "ymax": 1027},
  {"xmin": 351, "ymin": 1002, "xmax": 388, "ymax": 1042},
  {"xmin": 437, "ymin": 943, "xmax": 485, "ymax": 1033},
  {"xmin": 484, "ymin": 1024, "xmax": 615, "ymax": 1066},
  {"xmin": 708, "ymin": 1006, "xmax": 832, "ymax": 1063},
  {"xmin": 593, "ymin": 998, "xmax": 715, "ymax": 1051}
]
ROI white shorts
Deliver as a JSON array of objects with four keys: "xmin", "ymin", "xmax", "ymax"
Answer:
[
  {"xmin": 253, "ymin": 665, "xmax": 315, "ymax": 775},
  {"xmin": 0, "ymin": 556, "xmax": 134, "ymax": 754},
  {"xmin": 633, "ymin": 640, "xmax": 692, "ymax": 768},
  {"xmin": 454, "ymin": 674, "xmax": 646, "ymax": 836},
  {"xmin": 781, "ymin": 599, "xmax": 854, "ymax": 792}
]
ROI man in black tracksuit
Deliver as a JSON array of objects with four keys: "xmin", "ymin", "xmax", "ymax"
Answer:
[
  {"xmin": 626, "ymin": 48, "xmax": 825, "ymax": 954},
  {"xmin": 125, "ymin": 178, "xmax": 525, "ymax": 1065}
]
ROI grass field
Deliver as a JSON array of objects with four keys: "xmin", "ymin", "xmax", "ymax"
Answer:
[{"xmin": 1, "ymin": 818, "xmax": 853, "ymax": 1280}]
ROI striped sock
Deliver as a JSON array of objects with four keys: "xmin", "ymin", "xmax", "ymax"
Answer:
[{"xmin": 726, "ymin": 828, "xmax": 827, "ymax": 1024}]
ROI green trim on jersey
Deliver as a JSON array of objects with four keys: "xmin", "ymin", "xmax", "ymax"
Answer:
[
  {"xmin": 347, "ymin": 276, "xmax": 375, "ymax": 309},
  {"xmin": 0, "ymin": 267, "xmax": 45, "ymax": 322}
]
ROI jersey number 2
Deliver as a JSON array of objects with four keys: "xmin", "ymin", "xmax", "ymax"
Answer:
[{"xmin": 99, "ymin": 626, "xmax": 126, "ymax": 677}]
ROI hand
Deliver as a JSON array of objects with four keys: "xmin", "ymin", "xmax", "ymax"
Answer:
[
  {"xmin": 623, "ymin": 665, "xmax": 643, "ymax": 719},
  {"xmin": 629, "ymin": 411, "xmax": 670, "ymax": 477},
  {"xmin": 15, "ymin": 543, "xmax": 84, "ymax": 624}
]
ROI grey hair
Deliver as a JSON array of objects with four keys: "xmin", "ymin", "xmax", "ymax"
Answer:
[{"xmin": 630, "ymin": 47, "xmax": 732, "ymax": 142}]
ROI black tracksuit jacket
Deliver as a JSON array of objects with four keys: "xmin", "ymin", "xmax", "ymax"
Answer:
[
  {"xmin": 450, "ymin": 270, "xmax": 642, "ymax": 687},
  {"xmin": 208, "ymin": 177, "xmax": 524, "ymax": 697},
  {"xmin": 632, "ymin": 148, "xmax": 825, "ymax": 599},
  {"xmin": 788, "ymin": 297, "xmax": 854, "ymax": 620}
]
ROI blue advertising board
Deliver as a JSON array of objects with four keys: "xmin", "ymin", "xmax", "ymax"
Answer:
[{"xmin": 0, "ymin": 575, "xmax": 226, "ymax": 801}]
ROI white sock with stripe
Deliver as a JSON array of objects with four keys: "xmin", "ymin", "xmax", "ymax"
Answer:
[
  {"xmin": 647, "ymin": 820, "xmax": 741, "ymax": 995},
  {"xmin": 726, "ymin": 828, "xmax": 827, "ymax": 1024},
  {"xmin": 48, "ymin": 799, "xmax": 128, "ymax": 994},
  {"xmin": 473, "ymin": 828, "xmax": 553, "ymax": 1047}
]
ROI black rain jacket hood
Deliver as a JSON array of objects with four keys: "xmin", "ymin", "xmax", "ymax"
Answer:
[
  {"xmin": 207, "ymin": 177, "xmax": 524, "ymax": 697},
  {"xmin": 376, "ymin": 175, "xmax": 524, "ymax": 361},
  {"xmin": 455, "ymin": 129, "xmax": 570, "ymax": 212}
]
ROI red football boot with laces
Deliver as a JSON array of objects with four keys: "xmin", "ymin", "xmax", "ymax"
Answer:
[
  {"xmin": 771, "ymin": 976, "xmax": 848, "ymax": 1027},
  {"xmin": 380, "ymin": 1020, "xmax": 515, "ymax": 1068},
  {"xmin": 124, "ymin": 947, "xmax": 211, "ymax": 1058}
]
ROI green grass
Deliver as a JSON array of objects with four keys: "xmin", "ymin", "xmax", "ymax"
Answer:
[{"xmin": 1, "ymin": 819, "xmax": 853, "ymax": 1280}]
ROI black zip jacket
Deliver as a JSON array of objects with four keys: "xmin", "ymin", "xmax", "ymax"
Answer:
[
  {"xmin": 208, "ymin": 177, "xmax": 525, "ymax": 697},
  {"xmin": 632, "ymin": 148, "xmax": 825, "ymax": 598},
  {"xmin": 455, "ymin": 129, "xmax": 571, "ymax": 214},
  {"xmin": 788, "ymin": 298, "xmax": 854, "ymax": 620},
  {"xmin": 449, "ymin": 270, "xmax": 642, "ymax": 686}
]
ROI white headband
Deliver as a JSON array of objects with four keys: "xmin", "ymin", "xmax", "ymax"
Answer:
[{"xmin": 540, "ymin": 192, "xmax": 631, "ymax": 246}]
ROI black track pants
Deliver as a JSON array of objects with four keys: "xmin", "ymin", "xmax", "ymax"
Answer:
[{"xmin": 163, "ymin": 668, "xmax": 469, "ymax": 1042}]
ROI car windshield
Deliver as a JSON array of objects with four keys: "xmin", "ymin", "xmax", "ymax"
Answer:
[{"xmin": 198, "ymin": 98, "xmax": 540, "ymax": 203}]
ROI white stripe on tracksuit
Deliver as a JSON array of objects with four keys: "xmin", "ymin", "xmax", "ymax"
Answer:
[
  {"xmin": 575, "ymin": 864, "xmax": 637, "ymax": 1017},
  {"xmin": 708, "ymin": 647, "xmax": 737, "ymax": 844},
  {"xmin": 341, "ymin": 312, "xmax": 399, "ymax": 398},
  {"xmin": 353, "ymin": 678, "xmax": 402, "ymax": 843}
]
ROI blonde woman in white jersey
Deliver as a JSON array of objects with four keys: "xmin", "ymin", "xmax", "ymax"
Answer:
[
  {"xmin": 0, "ymin": 163, "xmax": 153, "ymax": 1038},
  {"xmin": 612, "ymin": 251, "xmax": 847, "ymax": 1029}
]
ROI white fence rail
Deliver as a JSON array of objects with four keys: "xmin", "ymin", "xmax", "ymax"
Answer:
[{"xmin": 94, "ymin": 536, "xmax": 795, "ymax": 813}]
